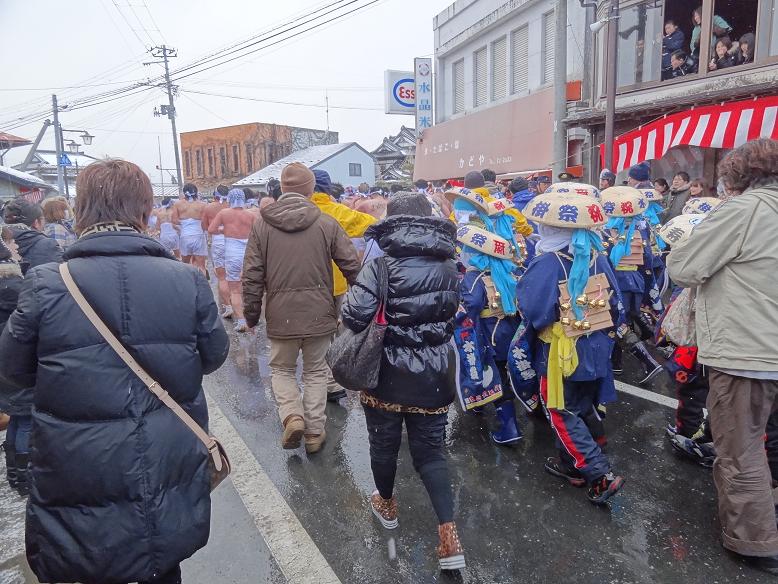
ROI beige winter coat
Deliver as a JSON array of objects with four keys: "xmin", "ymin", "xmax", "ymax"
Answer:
[{"xmin": 667, "ymin": 182, "xmax": 778, "ymax": 371}]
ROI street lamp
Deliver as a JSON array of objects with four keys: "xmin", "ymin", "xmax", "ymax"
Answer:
[
  {"xmin": 66, "ymin": 140, "xmax": 80, "ymax": 154},
  {"xmin": 80, "ymin": 131, "xmax": 94, "ymax": 146}
]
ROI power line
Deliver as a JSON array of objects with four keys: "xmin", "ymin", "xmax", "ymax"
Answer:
[
  {"xmin": 183, "ymin": 88, "xmax": 384, "ymax": 111},
  {"xmin": 111, "ymin": 0, "xmax": 150, "ymax": 49}
]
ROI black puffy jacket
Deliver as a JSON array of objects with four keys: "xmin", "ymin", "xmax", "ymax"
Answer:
[
  {"xmin": 9, "ymin": 226, "xmax": 62, "ymax": 274},
  {"xmin": 341, "ymin": 216, "xmax": 459, "ymax": 409},
  {"xmin": 0, "ymin": 231, "xmax": 229, "ymax": 584},
  {"xmin": 0, "ymin": 262, "xmax": 25, "ymax": 415}
]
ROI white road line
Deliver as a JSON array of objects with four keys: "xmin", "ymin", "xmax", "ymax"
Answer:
[
  {"xmin": 615, "ymin": 380, "xmax": 678, "ymax": 409},
  {"xmin": 207, "ymin": 395, "xmax": 342, "ymax": 584}
]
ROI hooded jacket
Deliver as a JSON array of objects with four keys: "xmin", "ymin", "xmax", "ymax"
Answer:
[
  {"xmin": 668, "ymin": 183, "xmax": 778, "ymax": 371},
  {"xmin": 310, "ymin": 192, "xmax": 376, "ymax": 296},
  {"xmin": 341, "ymin": 216, "xmax": 459, "ymax": 409},
  {"xmin": 662, "ymin": 185, "xmax": 691, "ymax": 224},
  {"xmin": 9, "ymin": 226, "xmax": 62, "ymax": 274},
  {"xmin": 243, "ymin": 192, "xmax": 361, "ymax": 337},
  {"xmin": 0, "ymin": 231, "xmax": 229, "ymax": 583}
]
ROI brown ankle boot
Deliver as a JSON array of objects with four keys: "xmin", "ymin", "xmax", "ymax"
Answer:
[
  {"xmin": 304, "ymin": 430, "xmax": 326, "ymax": 454},
  {"xmin": 281, "ymin": 415, "xmax": 305, "ymax": 449},
  {"xmin": 437, "ymin": 522, "xmax": 465, "ymax": 571}
]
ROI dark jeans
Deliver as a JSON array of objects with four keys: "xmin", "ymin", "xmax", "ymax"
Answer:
[
  {"xmin": 362, "ymin": 404, "xmax": 454, "ymax": 524},
  {"xmin": 139, "ymin": 565, "xmax": 181, "ymax": 584},
  {"xmin": 494, "ymin": 360, "xmax": 517, "ymax": 405},
  {"xmin": 675, "ymin": 375, "xmax": 710, "ymax": 439},
  {"xmin": 6, "ymin": 415, "xmax": 32, "ymax": 454}
]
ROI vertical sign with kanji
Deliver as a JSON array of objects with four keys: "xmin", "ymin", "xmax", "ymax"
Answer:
[{"xmin": 414, "ymin": 57, "xmax": 433, "ymax": 139}]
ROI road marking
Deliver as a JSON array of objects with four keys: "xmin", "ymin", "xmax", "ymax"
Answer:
[
  {"xmin": 615, "ymin": 380, "xmax": 679, "ymax": 409},
  {"xmin": 207, "ymin": 395, "xmax": 342, "ymax": 584}
]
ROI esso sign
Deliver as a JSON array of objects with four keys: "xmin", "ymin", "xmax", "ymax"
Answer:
[{"xmin": 393, "ymin": 78, "xmax": 415, "ymax": 108}]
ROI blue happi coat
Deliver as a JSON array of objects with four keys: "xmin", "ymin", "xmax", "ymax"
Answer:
[
  {"xmin": 605, "ymin": 219, "xmax": 663, "ymax": 313},
  {"xmin": 517, "ymin": 251, "xmax": 626, "ymax": 404}
]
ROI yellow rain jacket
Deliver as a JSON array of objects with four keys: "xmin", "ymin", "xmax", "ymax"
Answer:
[{"xmin": 311, "ymin": 192, "xmax": 377, "ymax": 296}]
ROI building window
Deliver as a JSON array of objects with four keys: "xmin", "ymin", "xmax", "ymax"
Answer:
[
  {"xmin": 246, "ymin": 144, "xmax": 253, "ymax": 172},
  {"xmin": 491, "ymin": 36, "xmax": 507, "ymax": 101},
  {"xmin": 452, "ymin": 59, "xmax": 465, "ymax": 114},
  {"xmin": 219, "ymin": 147, "xmax": 227, "ymax": 176},
  {"xmin": 511, "ymin": 25, "xmax": 529, "ymax": 94},
  {"xmin": 184, "ymin": 150, "xmax": 191, "ymax": 178},
  {"xmin": 542, "ymin": 10, "xmax": 555, "ymax": 85},
  {"xmin": 232, "ymin": 145, "xmax": 240, "ymax": 174},
  {"xmin": 195, "ymin": 149, "xmax": 203, "ymax": 177},
  {"xmin": 349, "ymin": 163, "xmax": 362, "ymax": 177},
  {"xmin": 207, "ymin": 148, "xmax": 214, "ymax": 176},
  {"xmin": 473, "ymin": 47, "xmax": 487, "ymax": 107}
]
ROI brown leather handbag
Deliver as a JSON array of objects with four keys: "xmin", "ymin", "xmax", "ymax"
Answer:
[{"xmin": 59, "ymin": 263, "xmax": 231, "ymax": 491}]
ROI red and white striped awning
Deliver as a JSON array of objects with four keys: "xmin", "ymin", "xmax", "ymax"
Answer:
[{"xmin": 601, "ymin": 95, "xmax": 778, "ymax": 173}]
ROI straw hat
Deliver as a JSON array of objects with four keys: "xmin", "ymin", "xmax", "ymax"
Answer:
[
  {"xmin": 658, "ymin": 214, "xmax": 707, "ymax": 247},
  {"xmin": 444, "ymin": 187, "xmax": 489, "ymax": 214},
  {"xmin": 543, "ymin": 182, "xmax": 601, "ymax": 199},
  {"xmin": 456, "ymin": 224, "xmax": 515, "ymax": 260},
  {"xmin": 682, "ymin": 197, "xmax": 722, "ymax": 215},
  {"xmin": 600, "ymin": 186, "xmax": 648, "ymax": 218},
  {"xmin": 486, "ymin": 197, "xmax": 515, "ymax": 216},
  {"xmin": 525, "ymin": 191, "xmax": 607, "ymax": 229}
]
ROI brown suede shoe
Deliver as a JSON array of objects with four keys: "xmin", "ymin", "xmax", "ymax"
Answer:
[
  {"xmin": 304, "ymin": 430, "xmax": 326, "ymax": 454},
  {"xmin": 281, "ymin": 415, "xmax": 305, "ymax": 449},
  {"xmin": 437, "ymin": 522, "xmax": 466, "ymax": 571}
]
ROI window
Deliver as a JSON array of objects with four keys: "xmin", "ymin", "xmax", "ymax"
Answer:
[
  {"xmin": 184, "ymin": 150, "xmax": 191, "ymax": 178},
  {"xmin": 245, "ymin": 144, "xmax": 253, "ymax": 172},
  {"xmin": 452, "ymin": 59, "xmax": 465, "ymax": 114},
  {"xmin": 542, "ymin": 11, "xmax": 555, "ymax": 84},
  {"xmin": 195, "ymin": 149, "xmax": 203, "ymax": 177},
  {"xmin": 219, "ymin": 147, "xmax": 227, "ymax": 176},
  {"xmin": 491, "ymin": 36, "xmax": 507, "ymax": 101},
  {"xmin": 349, "ymin": 163, "xmax": 362, "ymax": 177},
  {"xmin": 232, "ymin": 145, "xmax": 240, "ymax": 173},
  {"xmin": 709, "ymin": 0, "xmax": 759, "ymax": 70},
  {"xmin": 617, "ymin": 1, "xmax": 664, "ymax": 87},
  {"xmin": 473, "ymin": 47, "xmax": 487, "ymax": 107},
  {"xmin": 511, "ymin": 25, "xmax": 529, "ymax": 94},
  {"xmin": 207, "ymin": 148, "xmax": 214, "ymax": 176}
]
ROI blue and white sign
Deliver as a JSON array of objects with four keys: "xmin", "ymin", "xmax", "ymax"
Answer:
[
  {"xmin": 59, "ymin": 153, "xmax": 72, "ymax": 167},
  {"xmin": 384, "ymin": 70, "xmax": 415, "ymax": 115},
  {"xmin": 414, "ymin": 57, "xmax": 433, "ymax": 138}
]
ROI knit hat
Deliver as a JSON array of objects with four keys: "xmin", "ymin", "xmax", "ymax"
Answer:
[
  {"xmin": 3, "ymin": 198, "xmax": 42, "ymax": 226},
  {"xmin": 600, "ymin": 169, "xmax": 616, "ymax": 183},
  {"xmin": 387, "ymin": 191, "xmax": 432, "ymax": 217},
  {"xmin": 313, "ymin": 169, "xmax": 332, "ymax": 195},
  {"xmin": 536, "ymin": 176, "xmax": 552, "ymax": 185},
  {"xmin": 464, "ymin": 171, "xmax": 485, "ymax": 189},
  {"xmin": 628, "ymin": 163, "xmax": 651, "ymax": 183},
  {"xmin": 509, "ymin": 177, "xmax": 528, "ymax": 193},
  {"xmin": 281, "ymin": 162, "xmax": 315, "ymax": 197}
]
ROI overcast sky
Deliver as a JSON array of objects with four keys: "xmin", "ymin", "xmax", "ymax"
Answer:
[{"xmin": 0, "ymin": 0, "xmax": 451, "ymax": 183}]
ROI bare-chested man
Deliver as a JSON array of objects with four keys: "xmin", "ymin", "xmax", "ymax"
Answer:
[
  {"xmin": 208, "ymin": 188, "xmax": 255, "ymax": 332},
  {"xmin": 172, "ymin": 183, "xmax": 208, "ymax": 274},
  {"xmin": 152, "ymin": 198, "xmax": 180, "ymax": 259},
  {"xmin": 202, "ymin": 185, "xmax": 230, "ymax": 316}
]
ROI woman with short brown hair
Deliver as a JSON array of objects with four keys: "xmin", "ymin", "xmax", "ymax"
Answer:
[
  {"xmin": 0, "ymin": 158, "xmax": 229, "ymax": 584},
  {"xmin": 41, "ymin": 196, "xmax": 77, "ymax": 250}
]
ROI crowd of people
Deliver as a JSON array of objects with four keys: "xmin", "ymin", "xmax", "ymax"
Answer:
[{"xmin": 0, "ymin": 138, "xmax": 776, "ymax": 581}]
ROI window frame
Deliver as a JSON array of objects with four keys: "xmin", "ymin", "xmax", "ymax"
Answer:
[
  {"xmin": 232, "ymin": 144, "xmax": 240, "ymax": 174},
  {"xmin": 245, "ymin": 143, "xmax": 253, "ymax": 173},
  {"xmin": 473, "ymin": 46, "xmax": 488, "ymax": 108},
  {"xmin": 207, "ymin": 148, "xmax": 214, "ymax": 177},
  {"xmin": 184, "ymin": 150, "xmax": 191, "ymax": 178},
  {"xmin": 348, "ymin": 162, "xmax": 362, "ymax": 177},
  {"xmin": 452, "ymin": 59, "xmax": 465, "ymax": 114},
  {"xmin": 195, "ymin": 149, "xmax": 203, "ymax": 178},
  {"xmin": 541, "ymin": 10, "xmax": 555, "ymax": 86},
  {"xmin": 510, "ymin": 24, "xmax": 530, "ymax": 96}
]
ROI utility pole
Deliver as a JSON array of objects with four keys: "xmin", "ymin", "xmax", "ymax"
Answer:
[
  {"xmin": 151, "ymin": 46, "xmax": 183, "ymax": 192},
  {"xmin": 552, "ymin": 0, "xmax": 568, "ymax": 179},
  {"xmin": 157, "ymin": 136, "xmax": 164, "ymax": 196},
  {"xmin": 603, "ymin": 0, "xmax": 620, "ymax": 173},
  {"xmin": 52, "ymin": 94, "xmax": 64, "ymax": 194}
]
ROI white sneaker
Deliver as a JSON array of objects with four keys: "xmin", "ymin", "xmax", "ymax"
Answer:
[
  {"xmin": 234, "ymin": 319, "xmax": 249, "ymax": 333},
  {"xmin": 221, "ymin": 305, "xmax": 234, "ymax": 319}
]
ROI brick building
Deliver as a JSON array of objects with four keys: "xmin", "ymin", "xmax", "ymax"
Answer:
[{"xmin": 180, "ymin": 122, "xmax": 337, "ymax": 193}]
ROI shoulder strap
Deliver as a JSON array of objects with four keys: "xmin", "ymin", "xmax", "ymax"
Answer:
[{"xmin": 58, "ymin": 263, "xmax": 223, "ymax": 470}]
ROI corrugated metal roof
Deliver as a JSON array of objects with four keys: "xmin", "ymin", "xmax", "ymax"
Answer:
[
  {"xmin": 235, "ymin": 142, "xmax": 355, "ymax": 186},
  {"xmin": 0, "ymin": 164, "xmax": 52, "ymax": 189}
]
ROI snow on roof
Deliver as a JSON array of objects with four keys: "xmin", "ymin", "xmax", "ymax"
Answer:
[
  {"xmin": 33, "ymin": 150, "xmax": 100, "ymax": 167},
  {"xmin": 0, "ymin": 164, "xmax": 52, "ymax": 189},
  {"xmin": 235, "ymin": 142, "xmax": 355, "ymax": 186}
]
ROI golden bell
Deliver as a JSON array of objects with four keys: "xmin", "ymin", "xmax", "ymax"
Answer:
[
  {"xmin": 561, "ymin": 317, "xmax": 571, "ymax": 326},
  {"xmin": 588, "ymin": 299, "xmax": 597, "ymax": 308},
  {"xmin": 596, "ymin": 299, "xmax": 607, "ymax": 308},
  {"xmin": 575, "ymin": 295, "xmax": 588, "ymax": 306},
  {"xmin": 603, "ymin": 241, "xmax": 610, "ymax": 248},
  {"xmin": 573, "ymin": 320, "xmax": 583, "ymax": 330},
  {"xmin": 560, "ymin": 301, "xmax": 571, "ymax": 311},
  {"xmin": 581, "ymin": 320, "xmax": 591, "ymax": 331}
]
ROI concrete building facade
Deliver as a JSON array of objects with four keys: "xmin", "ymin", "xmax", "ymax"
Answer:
[{"xmin": 180, "ymin": 122, "xmax": 337, "ymax": 193}]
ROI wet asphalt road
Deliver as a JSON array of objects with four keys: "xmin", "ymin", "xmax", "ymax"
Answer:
[{"xmin": 1, "ymin": 322, "xmax": 774, "ymax": 584}]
